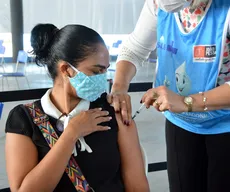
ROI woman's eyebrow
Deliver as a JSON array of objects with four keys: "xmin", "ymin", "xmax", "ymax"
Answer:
[{"xmin": 93, "ymin": 64, "xmax": 110, "ymax": 69}]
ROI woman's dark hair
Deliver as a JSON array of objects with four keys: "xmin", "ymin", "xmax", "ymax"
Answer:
[{"xmin": 30, "ymin": 23, "xmax": 105, "ymax": 79}]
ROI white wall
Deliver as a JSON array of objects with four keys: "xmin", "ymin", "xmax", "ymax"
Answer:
[
  {"xmin": 0, "ymin": 0, "xmax": 11, "ymax": 33},
  {"xmin": 0, "ymin": 0, "xmax": 145, "ymax": 34}
]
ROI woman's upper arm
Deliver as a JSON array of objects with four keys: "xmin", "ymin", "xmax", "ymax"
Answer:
[
  {"xmin": 5, "ymin": 106, "xmax": 38, "ymax": 191},
  {"xmin": 5, "ymin": 133, "xmax": 38, "ymax": 191},
  {"xmin": 117, "ymin": 0, "xmax": 157, "ymax": 67},
  {"xmin": 116, "ymin": 114, "xmax": 150, "ymax": 192}
]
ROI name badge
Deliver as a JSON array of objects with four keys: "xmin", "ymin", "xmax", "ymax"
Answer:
[{"xmin": 193, "ymin": 45, "xmax": 216, "ymax": 63}]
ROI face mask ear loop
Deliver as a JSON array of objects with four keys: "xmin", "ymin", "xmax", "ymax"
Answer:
[{"xmin": 68, "ymin": 62, "xmax": 80, "ymax": 74}]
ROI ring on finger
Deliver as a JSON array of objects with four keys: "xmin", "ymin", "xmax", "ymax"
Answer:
[{"xmin": 154, "ymin": 100, "xmax": 160, "ymax": 106}]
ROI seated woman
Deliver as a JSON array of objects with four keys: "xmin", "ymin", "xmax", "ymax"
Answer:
[{"xmin": 4, "ymin": 24, "xmax": 149, "ymax": 192}]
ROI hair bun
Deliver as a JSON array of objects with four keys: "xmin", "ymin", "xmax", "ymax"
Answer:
[{"xmin": 30, "ymin": 23, "xmax": 59, "ymax": 64}]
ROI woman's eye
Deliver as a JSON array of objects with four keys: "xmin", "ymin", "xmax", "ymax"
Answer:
[
  {"xmin": 93, "ymin": 71, "xmax": 100, "ymax": 75},
  {"xmin": 93, "ymin": 69, "xmax": 105, "ymax": 74}
]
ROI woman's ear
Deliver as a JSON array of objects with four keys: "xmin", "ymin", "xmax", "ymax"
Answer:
[
  {"xmin": 58, "ymin": 61, "xmax": 73, "ymax": 78},
  {"xmin": 59, "ymin": 61, "xmax": 74, "ymax": 92}
]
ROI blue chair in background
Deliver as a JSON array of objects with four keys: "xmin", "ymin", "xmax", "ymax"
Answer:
[
  {"xmin": 112, "ymin": 40, "xmax": 122, "ymax": 49},
  {"xmin": 0, "ymin": 102, "xmax": 3, "ymax": 119},
  {"xmin": 0, "ymin": 50, "xmax": 30, "ymax": 90},
  {"xmin": 110, "ymin": 40, "xmax": 123, "ymax": 56},
  {"xmin": 0, "ymin": 42, "xmax": 6, "ymax": 90},
  {"xmin": 0, "ymin": 44, "xmax": 5, "ymax": 65},
  {"xmin": 117, "ymin": 40, "xmax": 122, "ymax": 45},
  {"xmin": 0, "ymin": 41, "xmax": 6, "ymax": 71},
  {"xmin": 15, "ymin": 50, "xmax": 28, "ymax": 73}
]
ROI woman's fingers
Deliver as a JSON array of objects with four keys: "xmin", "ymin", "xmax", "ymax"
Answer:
[
  {"xmin": 95, "ymin": 116, "xmax": 112, "ymax": 124},
  {"xmin": 153, "ymin": 100, "xmax": 160, "ymax": 111},
  {"xmin": 96, "ymin": 125, "xmax": 111, "ymax": 131},
  {"xmin": 118, "ymin": 94, "xmax": 132, "ymax": 125},
  {"xmin": 109, "ymin": 93, "xmax": 132, "ymax": 125},
  {"xmin": 113, "ymin": 95, "xmax": 121, "ymax": 112},
  {"xmin": 140, "ymin": 92, "xmax": 147, "ymax": 104},
  {"xmin": 107, "ymin": 94, "xmax": 112, "ymax": 104},
  {"xmin": 153, "ymin": 96, "xmax": 169, "ymax": 112},
  {"xmin": 88, "ymin": 108, "xmax": 103, "ymax": 113},
  {"xmin": 93, "ymin": 110, "xmax": 109, "ymax": 119},
  {"xmin": 141, "ymin": 89, "xmax": 159, "ymax": 108},
  {"xmin": 145, "ymin": 97, "xmax": 154, "ymax": 109},
  {"xmin": 143, "ymin": 93, "xmax": 155, "ymax": 109},
  {"xmin": 120, "ymin": 100, "xmax": 129, "ymax": 125},
  {"xmin": 125, "ymin": 94, "xmax": 132, "ymax": 124},
  {"xmin": 158, "ymin": 102, "xmax": 168, "ymax": 112}
]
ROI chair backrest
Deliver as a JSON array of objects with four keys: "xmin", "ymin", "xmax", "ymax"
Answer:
[
  {"xmin": 0, "ymin": 46, "xmax": 6, "ymax": 64},
  {"xmin": 117, "ymin": 40, "xmax": 122, "ymax": 45},
  {"xmin": 0, "ymin": 45, "xmax": 5, "ymax": 55},
  {"xmin": 112, "ymin": 40, "xmax": 123, "ymax": 48},
  {"xmin": 112, "ymin": 42, "xmax": 119, "ymax": 48},
  {"xmin": 0, "ymin": 103, "xmax": 3, "ymax": 119},
  {"xmin": 17, "ymin": 50, "xmax": 28, "ymax": 63}
]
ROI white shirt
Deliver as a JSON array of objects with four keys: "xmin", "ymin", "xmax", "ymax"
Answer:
[
  {"xmin": 117, "ymin": 0, "xmax": 230, "ymax": 85},
  {"xmin": 117, "ymin": 0, "xmax": 157, "ymax": 67},
  {"xmin": 41, "ymin": 89, "xmax": 93, "ymax": 156}
]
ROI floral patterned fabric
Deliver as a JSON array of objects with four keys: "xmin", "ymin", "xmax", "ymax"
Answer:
[
  {"xmin": 179, "ymin": 0, "xmax": 208, "ymax": 32},
  {"xmin": 178, "ymin": 0, "xmax": 230, "ymax": 86}
]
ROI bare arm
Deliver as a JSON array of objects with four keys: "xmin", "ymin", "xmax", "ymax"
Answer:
[
  {"xmin": 5, "ymin": 130, "xmax": 77, "ymax": 192},
  {"xmin": 116, "ymin": 113, "xmax": 150, "ymax": 192},
  {"xmin": 109, "ymin": 0, "xmax": 158, "ymax": 124},
  {"xmin": 112, "ymin": 61, "xmax": 136, "ymax": 93},
  {"xmin": 190, "ymin": 83, "xmax": 230, "ymax": 112}
]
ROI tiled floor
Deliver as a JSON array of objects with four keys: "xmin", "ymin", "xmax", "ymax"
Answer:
[{"xmin": 0, "ymin": 61, "xmax": 169, "ymax": 191}]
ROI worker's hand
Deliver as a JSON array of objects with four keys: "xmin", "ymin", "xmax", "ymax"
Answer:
[
  {"xmin": 107, "ymin": 91, "xmax": 132, "ymax": 126},
  {"xmin": 141, "ymin": 86, "xmax": 187, "ymax": 113}
]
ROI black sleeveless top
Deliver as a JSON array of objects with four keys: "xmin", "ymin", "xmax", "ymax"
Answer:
[{"xmin": 5, "ymin": 93, "xmax": 124, "ymax": 192}]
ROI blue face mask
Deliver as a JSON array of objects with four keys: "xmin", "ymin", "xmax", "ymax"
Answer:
[{"xmin": 68, "ymin": 64, "xmax": 107, "ymax": 102}]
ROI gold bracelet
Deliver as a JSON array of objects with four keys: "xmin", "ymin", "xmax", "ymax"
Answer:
[{"xmin": 199, "ymin": 92, "xmax": 208, "ymax": 111}]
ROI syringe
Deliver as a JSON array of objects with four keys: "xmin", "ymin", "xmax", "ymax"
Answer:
[{"xmin": 132, "ymin": 103, "xmax": 146, "ymax": 119}]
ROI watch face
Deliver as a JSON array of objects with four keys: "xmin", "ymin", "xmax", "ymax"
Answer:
[{"xmin": 185, "ymin": 96, "xmax": 193, "ymax": 104}]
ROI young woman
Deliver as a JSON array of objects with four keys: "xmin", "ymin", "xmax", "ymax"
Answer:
[{"xmin": 5, "ymin": 24, "xmax": 149, "ymax": 192}]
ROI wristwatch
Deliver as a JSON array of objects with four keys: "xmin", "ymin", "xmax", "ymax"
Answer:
[{"xmin": 184, "ymin": 96, "xmax": 193, "ymax": 112}]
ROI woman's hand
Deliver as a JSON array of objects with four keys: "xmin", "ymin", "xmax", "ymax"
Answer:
[
  {"xmin": 141, "ymin": 86, "xmax": 187, "ymax": 113},
  {"xmin": 107, "ymin": 91, "xmax": 132, "ymax": 125},
  {"xmin": 67, "ymin": 108, "xmax": 112, "ymax": 140}
]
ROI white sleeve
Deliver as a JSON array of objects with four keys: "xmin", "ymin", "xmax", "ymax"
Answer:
[
  {"xmin": 116, "ymin": 0, "xmax": 158, "ymax": 67},
  {"xmin": 225, "ymin": 81, "xmax": 230, "ymax": 86}
]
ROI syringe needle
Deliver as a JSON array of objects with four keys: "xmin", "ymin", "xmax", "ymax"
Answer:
[{"xmin": 132, "ymin": 103, "xmax": 146, "ymax": 119}]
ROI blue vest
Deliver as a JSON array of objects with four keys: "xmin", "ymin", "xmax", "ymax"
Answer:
[{"xmin": 156, "ymin": 0, "xmax": 230, "ymax": 134}]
